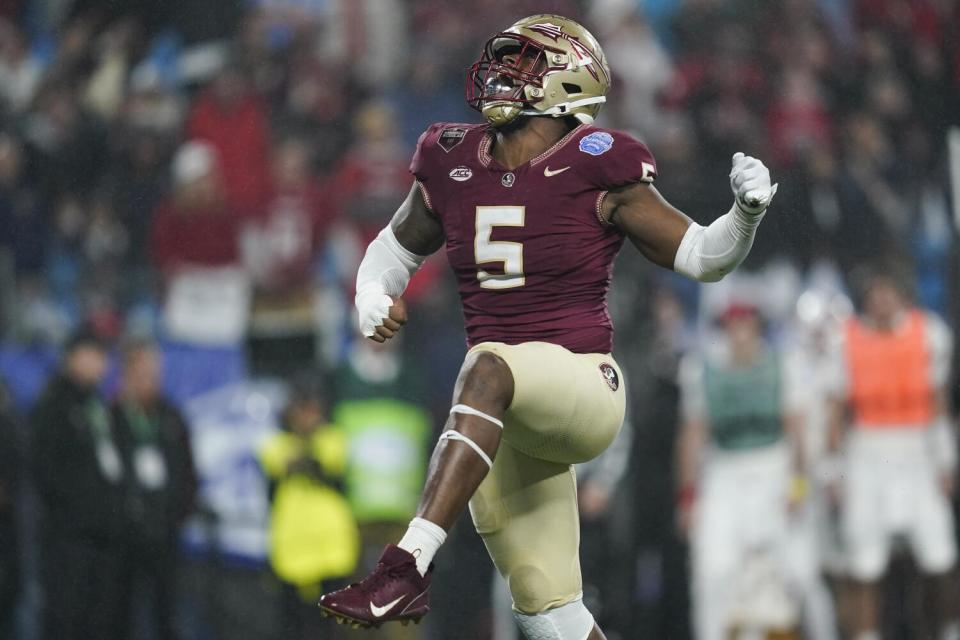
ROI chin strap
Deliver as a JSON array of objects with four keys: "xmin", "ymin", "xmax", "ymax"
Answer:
[{"xmin": 520, "ymin": 95, "xmax": 606, "ymax": 120}]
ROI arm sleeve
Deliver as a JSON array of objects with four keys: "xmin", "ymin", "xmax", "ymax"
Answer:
[{"xmin": 673, "ymin": 203, "xmax": 764, "ymax": 283}]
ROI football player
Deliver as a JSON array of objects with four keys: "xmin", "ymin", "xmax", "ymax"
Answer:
[{"xmin": 319, "ymin": 14, "xmax": 776, "ymax": 640}]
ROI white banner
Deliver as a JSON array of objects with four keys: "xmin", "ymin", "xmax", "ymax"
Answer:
[
  {"xmin": 181, "ymin": 380, "xmax": 286, "ymax": 561},
  {"xmin": 163, "ymin": 266, "xmax": 251, "ymax": 346}
]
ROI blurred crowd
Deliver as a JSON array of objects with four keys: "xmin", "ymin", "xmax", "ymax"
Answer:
[{"xmin": 0, "ymin": 0, "xmax": 959, "ymax": 639}]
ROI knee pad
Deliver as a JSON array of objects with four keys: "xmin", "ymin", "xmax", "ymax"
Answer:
[{"xmin": 513, "ymin": 598, "xmax": 595, "ymax": 640}]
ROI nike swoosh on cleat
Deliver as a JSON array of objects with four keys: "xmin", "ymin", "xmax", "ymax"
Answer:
[
  {"xmin": 543, "ymin": 166, "xmax": 571, "ymax": 177},
  {"xmin": 370, "ymin": 595, "xmax": 405, "ymax": 618}
]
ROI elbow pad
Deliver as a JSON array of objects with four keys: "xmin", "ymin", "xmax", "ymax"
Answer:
[
  {"xmin": 673, "ymin": 203, "xmax": 764, "ymax": 283},
  {"xmin": 355, "ymin": 226, "xmax": 426, "ymax": 336}
]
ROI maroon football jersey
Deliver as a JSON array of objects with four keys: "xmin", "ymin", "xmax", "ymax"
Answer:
[{"xmin": 411, "ymin": 122, "xmax": 657, "ymax": 354}]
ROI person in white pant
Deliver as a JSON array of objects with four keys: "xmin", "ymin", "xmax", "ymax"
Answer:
[
  {"xmin": 677, "ymin": 301, "xmax": 827, "ymax": 640},
  {"xmin": 825, "ymin": 271, "xmax": 959, "ymax": 640}
]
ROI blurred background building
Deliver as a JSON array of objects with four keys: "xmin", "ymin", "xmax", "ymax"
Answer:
[{"xmin": 0, "ymin": 0, "xmax": 958, "ymax": 639}]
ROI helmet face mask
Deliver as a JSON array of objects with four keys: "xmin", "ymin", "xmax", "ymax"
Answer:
[
  {"xmin": 467, "ymin": 35, "xmax": 563, "ymax": 127},
  {"xmin": 465, "ymin": 14, "xmax": 611, "ymax": 128}
]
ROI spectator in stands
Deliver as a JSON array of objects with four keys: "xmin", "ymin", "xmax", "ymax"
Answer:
[
  {"xmin": 22, "ymin": 82, "xmax": 109, "ymax": 200},
  {"xmin": 327, "ymin": 101, "xmax": 412, "ymax": 239},
  {"xmin": 259, "ymin": 375, "xmax": 358, "ymax": 640},
  {"xmin": 826, "ymin": 268, "xmax": 959, "ymax": 640},
  {"xmin": 150, "ymin": 140, "xmax": 240, "ymax": 278},
  {"xmin": 592, "ymin": 5, "xmax": 673, "ymax": 141},
  {"xmin": 244, "ymin": 136, "xmax": 332, "ymax": 293},
  {"xmin": 834, "ymin": 113, "xmax": 910, "ymax": 276},
  {"xmin": 765, "ymin": 66, "xmax": 833, "ymax": 170},
  {"xmin": 44, "ymin": 194, "xmax": 86, "ymax": 321},
  {"xmin": 0, "ymin": 381, "xmax": 20, "ymax": 640},
  {"xmin": 388, "ymin": 44, "xmax": 472, "ymax": 148},
  {"xmin": 243, "ymin": 136, "xmax": 334, "ymax": 374},
  {"xmin": 325, "ymin": 100, "xmax": 445, "ymax": 304},
  {"xmin": 151, "ymin": 141, "xmax": 251, "ymax": 346},
  {"xmin": 112, "ymin": 62, "xmax": 182, "ymax": 274},
  {"xmin": 0, "ymin": 20, "xmax": 43, "ymax": 115},
  {"xmin": 110, "ymin": 129, "xmax": 173, "ymax": 274},
  {"xmin": 30, "ymin": 329, "xmax": 125, "ymax": 640},
  {"xmin": 113, "ymin": 339, "xmax": 196, "ymax": 640},
  {"xmin": 0, "ymin": 132, "xmax": 46, "ymax": 277},
  {"xmin": 185, "ymin": 61, "xmax": 270, "ymax": 212},
  {"xmin": 280, "ymin": 54, "xmax": 352, "ymax": 172}
]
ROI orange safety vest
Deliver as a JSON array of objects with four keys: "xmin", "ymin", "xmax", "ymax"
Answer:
[{"xmin": 844, "ymin": 310, "xmax": 935, "ymax": 428}]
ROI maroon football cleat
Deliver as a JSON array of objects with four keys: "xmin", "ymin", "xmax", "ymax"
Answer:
[{"xmin": 319, "ymin": 545, "xmax": 432, "ymax": 629}]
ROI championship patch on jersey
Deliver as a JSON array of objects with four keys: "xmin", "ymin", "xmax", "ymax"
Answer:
[
  {"xmin": 438, "ymin": 127, "xmax": 467, "ymax": 152},
  {"xmin": 579, "ymin": 131, "xmax": 614, "ymax": 156},
  {"xmin": 599, "ymin": 363, "xmax": 619, "ymax": 391}
]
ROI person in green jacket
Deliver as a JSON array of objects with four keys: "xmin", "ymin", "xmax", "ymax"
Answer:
[{"xmin": 259, "ymin": 377, "xmax": 359, "ymax": 640}]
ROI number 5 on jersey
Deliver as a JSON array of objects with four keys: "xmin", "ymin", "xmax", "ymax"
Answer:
[{"xmin": 475, "ymin": 206, "xmax": 525, "ymax": 289}]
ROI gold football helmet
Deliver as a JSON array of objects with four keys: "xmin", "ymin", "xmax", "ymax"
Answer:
[{"xmin": 466, "ymin": 14, "xmax": 612, "ymax": 127}]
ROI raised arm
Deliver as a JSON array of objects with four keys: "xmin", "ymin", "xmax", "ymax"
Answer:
[
  {"xmin": 603, "ymin": 153, "xmax": 777, "ymax": 281},
  {"xmin": 354, "ymin": 182, "xmax": 444, "ymax": 342}
]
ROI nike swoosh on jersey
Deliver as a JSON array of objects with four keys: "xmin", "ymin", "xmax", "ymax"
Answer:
[
  {"xmin": 370, "ymin": 595, "xmax": 405, "ymax": 618},
  {"xmin": 543, "ymin": 166, "xmax": 571, "ymax": 177}
]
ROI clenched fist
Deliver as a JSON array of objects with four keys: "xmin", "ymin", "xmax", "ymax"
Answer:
[
  {"xmin": 360, "ymin": 296, "xmax": 407, "ymax": 343},
  {"xmin": 730, "ymin": 152, "xmax": 777, "ymax": 215}
]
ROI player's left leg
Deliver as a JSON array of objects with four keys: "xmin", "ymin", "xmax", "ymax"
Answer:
[{"xmin": 319, "ymin": 349, "xmax": 514, "ymax": 628}]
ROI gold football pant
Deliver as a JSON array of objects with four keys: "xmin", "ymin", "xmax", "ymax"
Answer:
[{"xmin": 465, "ymin": 341, "xmax": 626, "ymax": 614}]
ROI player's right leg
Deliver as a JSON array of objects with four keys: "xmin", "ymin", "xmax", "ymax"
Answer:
[{"xmin": 319, "ymin": 348, "xmax": 514, "ymax": 628}]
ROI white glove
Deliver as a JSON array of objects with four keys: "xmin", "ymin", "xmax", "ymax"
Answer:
[{"xmin": 729, "ymin": 152, "xmax": 778, "ymax": 215}]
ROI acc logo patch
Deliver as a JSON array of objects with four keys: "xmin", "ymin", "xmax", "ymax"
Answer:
[
  {"xmin": 449, "ymin": 166, "xmax": 473, "ymax": 182},
  {"xmin": 438, "ymin": 127, "xmax": 467, "ymax": 152},
  {"xmin": 579, "ymin": 131, "xmax": 614, "ymax": 156},
  {"xmin": 599, "ymin": 363, "xmax": 619, "ymax": 391}
]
